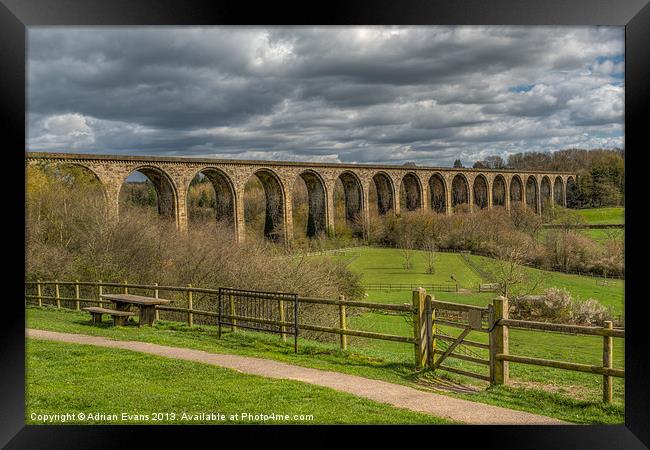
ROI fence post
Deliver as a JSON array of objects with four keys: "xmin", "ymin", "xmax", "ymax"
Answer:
[
  {"xmin": 54, "ymin": 280, "xmax": 61, "ymax": 309},
  {"xmin": 74, "ymin": 280, "xmax": 80, "ymax": 311},
  {"xmin": 425, "ymin": 294, "xmax": 435, "ymax": 369},
  {"xmin": 603, "ymin": 321, "xmax": 613, "ymax": 404},
  {"xmin": 154, "ymin": 283, "xmax": 160, "ymax": 322},
  {"xmin": 36, "ymin": 279, "xmax": 42, "ymax": 307},
  {"xmin": 279, "ymin": 298, "xmax": 286, "ymax": 342},
  {"xmin": 230, "ymin": 294, "xmax": 237, "ymax": 332},
  {"xmin": 98, "ymin": 281, "xmax": 103, "ymax": 308},
  {"xmin": 186, "ymin": 284, "xmax": 193, "ymax": 327},
  {"xmin": 123, "ymin": 280, "xmax": 129, "ymax": 295},
  {"xmin": 339, "ymin": 294, "xmax": 348, "ymax": 351},
  {"xmin": 412, "ymin": 287, "xmax": 427, "ymax": 370},
  {"xmin": 489, "ymin": 296, "xmax": 509, "ymax": 385}
]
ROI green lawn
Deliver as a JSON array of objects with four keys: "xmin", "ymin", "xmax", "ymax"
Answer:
[
  {"xmin": 25, "ymin": 226, "xmax": 626, "ymax": 426},
  {"xmin": 26, "ymin": 339, "xmax": 450, "ymax": 425},
  {"xmin": 312, "ymin": 245, "xmax": 626, "ymax": 423},
  {"xmin": 319, "ymin": 247, "xmax": 624, "ymax": 314},
  {"xmin": 573, "ymin": 207, "xmax": 624, "ymax": 225},
  {"xmin": 27, "ymin": 306, "xmax": 624, "ymax": 424},
  {"xmin": 467, "ymin": 254, "xmax": 624, "ymax": 316},
  {"xmin": 346, "ymin": 247, "xmax": 483, "ymax": 288}
]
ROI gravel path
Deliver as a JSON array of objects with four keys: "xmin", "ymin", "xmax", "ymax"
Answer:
[{"xmin": 27, "ymin": 328, "xmax": 566, "ymax": 425}]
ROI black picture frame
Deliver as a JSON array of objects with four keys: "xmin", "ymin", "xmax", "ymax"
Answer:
[{"xmin": 2, "ymin": 0, "xmax": 648, "ymax": 447}]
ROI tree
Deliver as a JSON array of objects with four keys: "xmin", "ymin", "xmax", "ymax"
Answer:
[
  {"xmin": 397, "ymin": 226, "xmax": 416, "ymax": 270},
  {"xmin": 423, "ymin": 237, "xmax": 436, "ymax": 274},
  {"xmin": 506, "ymin": 148, "xmax": 624, "ymax": 207},
  {"xmin": 473, "ymin": 161, "xmax": 488, "ymax": 169},
  {"xmin": 482, "ymin": 236, "xmax": 547, "ymax": 298},
  {"xmin": 453, "ymin": 159, "xmax": 463, "ymax": 168},
  {"xmin": 485, "ymin": 155, "xmax": 506, "ymax": 169}
]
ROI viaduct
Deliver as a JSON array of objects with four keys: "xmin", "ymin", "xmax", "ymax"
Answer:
[{"xmin": 25, "ymin": 152, "xmax": 577, "ymax": 244}]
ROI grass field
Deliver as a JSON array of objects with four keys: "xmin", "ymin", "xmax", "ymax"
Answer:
[
  {"xmin": 573, "ymin": 207, "xmax": 624, "ymax": 225},
  {"xmin": 27, "ymin": 306, "xmax": 624, "ymax": 424},
  {"xmin": 313, "ymin": 245, "xmax": 625, "ymax": 423},
  {"xmin": 25, "ymin": 215, "xmax": 626, "ymax": 426},
  {"xmin": 321, "ymin": 247, "xmax": 624, "ymax": 314},
  {"xmin": 26, "ymin": 338, "xmax": 450, "ymax": 425}
]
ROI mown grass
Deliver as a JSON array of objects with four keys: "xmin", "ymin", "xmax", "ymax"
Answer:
[
  {"xmin": 26, "ymin": 338, "xmax": 451, "ymax": 425},
  {"xmin": 311, "ymin": 245, "xmax": 625, "ymax": 423},
  {"xmin": 572, "ymin": 207, "xmax": 624, "ymax": 225},
  {"xmin": 319, "ymin": 246, "xmax": 624, "ymax": 314},
  {"xmin": 27, "ymin": 306, "xmax": 624, "ymax": 424},
  {"xmin": 467, "ymin": 254, "xmax": 624, "ymax": 316}
]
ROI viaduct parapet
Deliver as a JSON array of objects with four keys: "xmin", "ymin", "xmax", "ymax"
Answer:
[{"xmin": 25, "ymin": 152, "xmax": 578, "ymax": 244}]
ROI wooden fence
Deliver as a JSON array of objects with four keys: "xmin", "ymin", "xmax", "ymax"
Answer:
[
  {"xmin": 25, "ymin": 280, "xmax": 624, "ymax": 403},
  {"xmin": 363, "ymin": 282, "xmax": 458, "ymax": 292},
  {"xmin": 414, "ymin": 292, "xmax": 625, "ymax": 404},
  {"xmin": 24, "ymin": 280, "xmax": 416, "ymax": 350}
]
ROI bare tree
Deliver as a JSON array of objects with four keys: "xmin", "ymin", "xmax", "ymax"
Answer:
[
  {"xmin": 483, "ymin": 237, "xmax": 548, "ymax": 299},
  {"xmin": 397, "ymin": 227, "xmax": 416, "ymax": 270},
  {"xmin": 422, "ymin": 235, "xmax": 437, "ymax": 275}
]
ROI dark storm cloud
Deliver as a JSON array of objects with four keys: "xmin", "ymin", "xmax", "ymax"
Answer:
[{"xmin": 27, "ymin": 26, "xmax": 624, "ymax": 165}]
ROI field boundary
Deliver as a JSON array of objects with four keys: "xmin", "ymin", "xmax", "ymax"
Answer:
[
  {"xmin": 26, "ymin": 328, "xmax": 566, "ymax": 425},
  {"xmin": 26, "ymin": 279, "xmax": 625, "ymax": 404}
]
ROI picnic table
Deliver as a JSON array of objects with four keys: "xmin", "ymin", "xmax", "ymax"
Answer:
[{"xmin": 100, "ymin": 293, "xmax": 171, "ymax": 326}]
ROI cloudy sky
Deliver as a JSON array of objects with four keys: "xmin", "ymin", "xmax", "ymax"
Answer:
[{"xmin": 27, "ymin": 26, "xmax": 624, "ymax": 166}]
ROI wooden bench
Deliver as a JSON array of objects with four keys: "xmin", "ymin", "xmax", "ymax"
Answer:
[{"xmin": 82, "ymin": 306, "xmax": 135, "ymax": 326}]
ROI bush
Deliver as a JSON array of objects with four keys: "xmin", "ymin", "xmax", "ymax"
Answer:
[
  {"xmin": 26, "ymin": 165, "xmax": 365, "ymax": 340},
  {"xmin": 362, "ymin": 206, "xmax": 623, "ymax": 277},
  {"xmin": 510, "ymin": 288, "xmax": 613, "ymax": 326}
]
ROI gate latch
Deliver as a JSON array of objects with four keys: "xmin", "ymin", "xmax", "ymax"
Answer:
[{"xmin": 468, "ymin": 310, "xmax": 482, "ymax": 330}]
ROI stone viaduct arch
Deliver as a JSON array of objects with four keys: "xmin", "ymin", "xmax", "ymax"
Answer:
[
  {"xmin": 400, "ymin": 172, "xmax": 424, "ymax": 212},
  {"xmin": 492, "ymin": 174, "xmax": 507, "ymax": 208},
  {"xmin": 451, "ymin": 173, "xmax": 470, "ymax": 212},
  {"xmin": 509, "ymin": 174, "xmax": 524, "ymax": 206},
  {"xmin": 297, "ymin": 170, "xmax": 328, "ymax": 238},
  {"xmin": 191, "ymin": 167, "xmax": 236, "ymax": 226},
  {"xmin": 540, "ymin": 175, "xmax": 552, "ymax": 214},
  {"xmin": 553, "ymin": 176, "xmax": 565, "ymax": 206},
  {"xmin": 566, "ymin": 176, "xmax": 578, "ymax": 208},
  {"xmin": 26, "ymin": 152, "xmax": 575, "ymax": 244},
  {"xmin": 119, "ymin": 165, "xmax": 179, "ymax": 221},
  {"xmin": 371, "ymin": 171, "xmax": 395, "ymax": 215},
  {"xmin": 526, "ymin": 175, "xmax": 539, "ymax": 213},
  {"xmin": 429, "ymin": 173, "xmax": 447, "ymax": 213},
  {"xmin": 472, "ymin": 174, "xmax": 489, "ymax": 210}
]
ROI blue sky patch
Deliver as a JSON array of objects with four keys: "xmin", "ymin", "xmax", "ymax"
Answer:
[{"xmin": 508, "ymin": 84, "xmax": 535, "ymax": 93}]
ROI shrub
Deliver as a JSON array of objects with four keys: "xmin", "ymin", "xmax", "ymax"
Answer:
[
  {"xmin": 510, "ymin": 288, "xmax": 613, "ymax": 325},
  {"xmin": 26, "ymin": 165, "xmax": 365, "ymax": 340}
]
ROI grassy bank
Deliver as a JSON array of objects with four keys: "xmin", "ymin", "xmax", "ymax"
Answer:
[
  {"xmin": 27, "ymin": 306, "xmax": 624, "ymax": 424},
  {"xmin": 26, "ymin": 338, "xmax": 450, "ymax": 424},
  {"xmin": 572, "ymin": 207, "xmax": 624, "ymax": 225},
  {"xmin": 318, "ymin": 247, "xmax": 624, "ymax": 313}
]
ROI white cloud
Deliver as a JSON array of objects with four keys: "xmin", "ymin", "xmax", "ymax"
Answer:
[{"xmin": 27, "ymin": 26, "xmax": 624, "ymax": 164}]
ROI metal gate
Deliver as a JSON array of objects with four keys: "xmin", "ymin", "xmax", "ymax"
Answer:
[
  {"xmin": 426, "ymin": 297, "xmax": 491, "ymax": 382},
  {"xmin": 217, "ymin": 288, "xmax": 299, "ymax": 352}
]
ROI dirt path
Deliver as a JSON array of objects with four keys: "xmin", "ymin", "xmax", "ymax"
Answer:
[{"xmin": 27, "ymin": 328, "xmax": 566, "ymax": 425}]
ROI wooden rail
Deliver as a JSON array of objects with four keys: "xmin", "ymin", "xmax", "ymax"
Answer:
[
  {"xmin": 363, "ymin": 283, "xmax": 458, "ymax": 292},
  {"xmin": 490, "ymin": 297, "xmax": 624, "ymax": 404},
  {"xmin": 499, "ymin": 318, "xmax": 625, "ymax": 338},
  {"xmin": 25, "ymin": 279, "xmax": 415, "ymax": 350},
  {"xmin": 25, "ymin": 280, "xmax": 626, "ymax": 404},
  {"xmin": 495, "ymin": 353, "xmax": 624, "ymax": 378}
]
